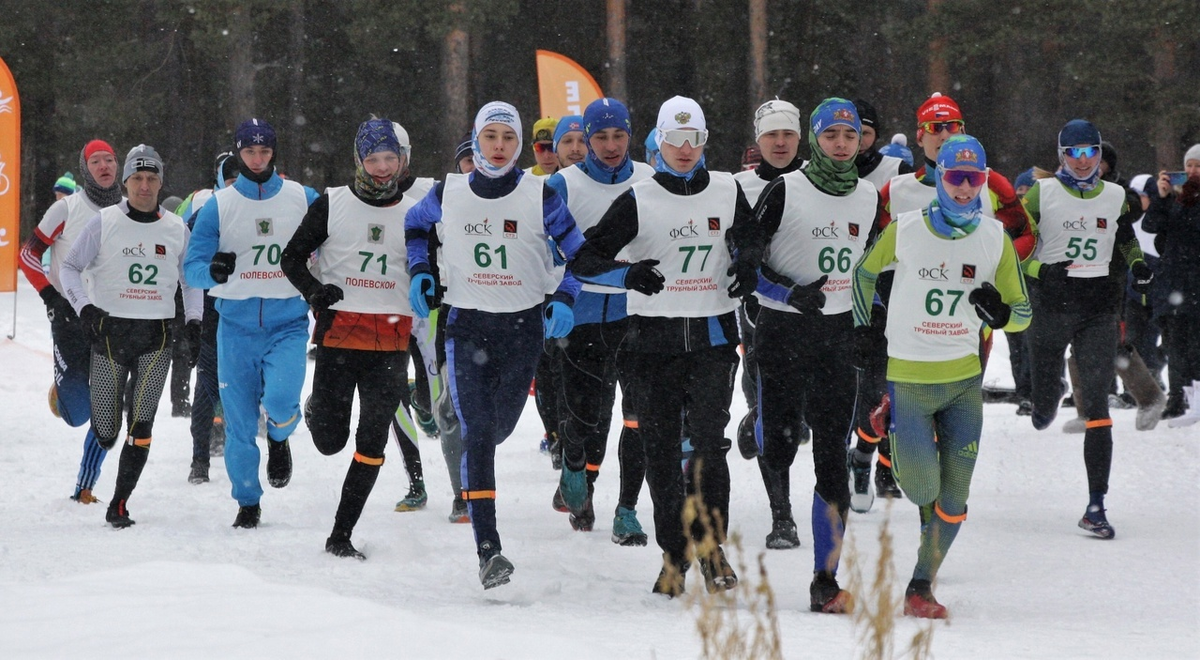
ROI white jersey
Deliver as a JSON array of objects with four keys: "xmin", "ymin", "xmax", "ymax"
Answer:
[
  {"xmin": 406, "ymin": 177, "xmax": 436, "ymax": 202},
  {"xmin": 39, "ymin": 193, "xmax": 107, "ymax": 292},
  {"xmin": 626, "ymin": 172, "xmax": 739, "ymax": 318},
  {"xmin": 315, "ymin": 186, "xmax": 413, "ymax": 315},
  {"xmin": 886, "ymin": 209, "xmax": 1005, "ymax": 362},
  {"xmin": 758, "ymin": 173, "xmax": 876, "ymax": 315},
  {"xmin": 439, "ymin": 173, "xmax": 556, "ymax": 313},
  {"xmin": 87, "ymin": 206, "xmax": 187, "ymax": 319},
  {"xmin": 209, "ymin": 180, "xmax": 310, "ymax": 300},
  {"xmin": 559, "ymin": 162, "xmax": 654, "ymax": 295},
  {"xmin": 860, "ymin": 155, "xmax": 903, "ymax": 191},
  {"xmin": 186, "ymin": 189, "xmax": 214, "ymax": 217},
  {"xmin": 1033, "ymin": 179, "xmax": 1126, "ymax": 279},
  {"xmin": 733, "ymin": 169, "xmax": 771, "ymax": 208},
  {"xmin": 886, "ymin": 173, "xmax": 938, "ymax": 217}
]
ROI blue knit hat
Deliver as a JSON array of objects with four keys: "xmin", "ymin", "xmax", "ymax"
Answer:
[
  {"xmin": 235, "ymin": 118, "xmax": 277, "ymax": 151},
  {"xmin": 1057, "ymin": 119, "xmax": 1101, "ymax": 148},
  {"xmin": 553, "ymin": 115, "xmax": 584, "ymax": 148},
  {"xmin": 355, "ymin": 118, "xmax": 405, "ymax": 163},
  {"xmin": 583, "ymin": 98, "xmax": 632, "ymax": 139},
  {"xmin": 937, "ymin": 134, "xmax": 987, "ymax": 171},
  {"xmin": 810, "ymin": 98, "xmax": 861, "ymax": 136}
]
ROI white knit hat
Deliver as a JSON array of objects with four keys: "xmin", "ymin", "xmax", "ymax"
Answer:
[
  {"xmin": 1184, "ymin": 144, "xmax": 1200, "ymax": 167},
  {"xmin": 753, "ymin": 99, "xmax": 802, "ymax": 140}
]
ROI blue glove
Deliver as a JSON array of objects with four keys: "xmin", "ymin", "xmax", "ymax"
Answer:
[
  {"xmin": 544, "ymin": 301, "xmax": 574, "ymax": 339},
  {"xmin": 409, "ymin": 273, "xmax": 436, "ymax": 319}
]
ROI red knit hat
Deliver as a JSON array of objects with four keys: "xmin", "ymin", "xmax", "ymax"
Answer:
[
  {"xmin": 83, "ymin": 139, "xmax": 115, "ymax": 161},
  {"xmin": 916, "ymin": 93, "xmax": 963, "ymax": 126}
]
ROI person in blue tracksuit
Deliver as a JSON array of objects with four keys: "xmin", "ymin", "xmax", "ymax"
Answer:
[
  {"xmin": 184, "ymin": 118, "xmax": 320, "ymax": 529},
  {"xmin": 545, "ymin": 97, "xmax": 654, "ymax": 543},
  {"xmin": 405, "ymin": 101, "xmax": 583, "ymax": 589}
]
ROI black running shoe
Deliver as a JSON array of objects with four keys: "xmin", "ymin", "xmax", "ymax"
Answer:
[
  {"xmin": 106, "ymin": 499, "xmax": 135, "ymax": 529},
  {"xmin": 266, "ymin": 439, "xmax": 292, "ymax": 489},
  {"xmin": 232, "ymin": 504, "xmax": 261, "ymax": 529},
  {"xmin": 810, "ymin": 571, "xmax": 853, "ymax": 613},
  {"xmin": 697, "ymin": 546, "xmax": 738, "ymax": 593},
  {"xmin": 326, "ymin": 536, "xmax": 366, "ymax": 560},
  {"xmin": 849, "ymin": 451, "xmax": 875, "ymax": 513},
  {"xmin": 478, "ymin": 541, "xmax": 514, "ymax": 589},
  {"xmin": 652, "ymin": 554, "xmax": 689, "ymax": 598},
  {"xmin": 188, "ymin": 460, "xmax": 209, "ymax": 485},
  {"xmin": 874, "ymin": 462, "xmax": 903, "ymax": 499},
  {"xmin": 765, "ymin": 517, "xmax": 800, "ymax": 549}
]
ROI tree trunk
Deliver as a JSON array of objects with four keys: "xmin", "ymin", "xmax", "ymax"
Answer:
[
  {"xmin": 443, "ymin": 3, "xmax": 470, "ymax": 156},
  {"xmin": 605, "ymin": 0, "xmax": 626, "ymax": 101},
  {"xmin": 747, "ymin": 0, "xmax": 767, "ymax": 115},
  {"xmin": 926, "ymin": 0, "xmax": 949, "ymax": 95},
  {"xmin": 227, "ymin": 5, "xmax": 256, "ymax": 126},
  {"xmin": 284, "ymin": 2, "xmax": 306, "ymax": 177},
  {"xmin": 1152, "ymin": 30, "xmax": 1178, "ymax": 171}
]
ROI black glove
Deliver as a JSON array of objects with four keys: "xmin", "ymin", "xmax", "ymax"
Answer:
[
  {"xmin": 306, "ymin": 283, "xmax": 345, "ymax": 312},
  {"xmin": 79, "ymin": 304, "xmax": 109, "ymax": 343},
  {"xmin": 786, "ymin": 275, "xmax": 828, "ymax": 315},
  {"xmin": 968, "ymin": 281, "xmax": 1011, "ymax": 329},
  {"xmin": 183, "ymin": 320, "xmax": 202, "ymax": 368},
  {"xmin": 726, "ymin": 260, "xmax": 758, "ymax": 299},
  {"xmin": 852, "ymin": 324, "xmax": 884, "ymax": 371},
  {"xmin": 1130, "ymin": 261, "xmax": 1154, "ymax": 296},
  {"xmin": 39, "ymin": 287, "xmax": 75, "ymax": 324},
  {"xmin": 1037, "ymin": 260, "xmax": 1071, "ymax": 283},
  {"xmin": 624, "ymin": 259, "xmax": 665, "ymax": 296},
  {"xmin": 210, "ymin": 251, "xmax": 237, "ymax": 284}
]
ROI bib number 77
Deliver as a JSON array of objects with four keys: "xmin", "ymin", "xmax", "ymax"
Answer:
[{"xmin": 678, "ymin": 245, "xmax": 712, "ymax": 273}]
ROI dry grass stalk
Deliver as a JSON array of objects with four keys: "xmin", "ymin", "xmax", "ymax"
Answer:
[{"xmin": 679, "ymin": 470, "xmax": 784, "ymax": 660}]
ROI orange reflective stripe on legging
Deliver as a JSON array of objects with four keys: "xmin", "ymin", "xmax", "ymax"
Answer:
[
  {"xmin": 131, "ymin": 436, "xmax": 152, "ymax": 447},
  {"xmin": 462, "ymin": 490, "xmax": 496, "ymax": 501},
  {"xmin": 586, "ymin": 463, "xmax": 601, "ymax": 473},
  {"xmin": 1085, "ymin": 418, "xmax": 1113, "ymax": 429},
  {"xmin": 877, "ymin": 454, "xmax": 893, "ymax": 468},
  {"xmin": 353, "ymin": 452, "xmax": 384, "ymax": 466},
  {"xmin": 623, "ymin": 419, "xmax": 639, "ymax": 429},
  {"xmin": 935, "ymin": 503, "xmax": 967, "ymax": 524},
  {"xmin": 857, "ymin": 427, "xmax": 882, "ymax": 444}
]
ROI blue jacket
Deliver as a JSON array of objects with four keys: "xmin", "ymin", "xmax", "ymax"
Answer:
[{"xmin": 183, "ymin": 171, "xmax": 320, "ymax": 329}]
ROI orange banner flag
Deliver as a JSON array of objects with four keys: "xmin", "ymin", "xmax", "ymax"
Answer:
[
  {"xmin": 535, "ymin": 50, "xmax": 603, "ymax": 120},
  {"xmin": 0, "ymin": 56, "xmax": 19, "ymax": 292}
]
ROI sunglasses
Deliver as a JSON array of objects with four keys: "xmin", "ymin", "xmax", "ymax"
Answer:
[
  {"xmin": 1060, "ymin": 145, "xmax": 1100, "ymax": 159},
  {"xmin": 920, "ymin": 121, "xmax": 964, "ymax": 135},
  {"xmin": 660, "ymin": 129, "xmax": 709, "ymax": 148},
  {"xmin": 941, "ymin": 169, "xmax": 988, "ymax": 187},
  {"xmin": 532, "ymin": 141, "xmax": 555, "ymax": 155}
]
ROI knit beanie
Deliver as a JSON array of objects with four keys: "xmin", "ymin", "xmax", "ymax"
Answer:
[
  {"xmin": 123, "ymin": 144, "xmax": 164, "ymax": 184},
  {"xmin": 1184, "ymin": 144, "xmax": 1200, "ymax": 167},
  {"xmin": 553, "ymin": 115, "xmax": 584, "ymax": 148},
  {"xmin": 753, "ymin": 99, "xmax": 802, "ymax": 140},
  {"xmin": 583, "ymin": 98, "xmax": 632, "ymax": 139},
  {"xmin": 53, "ymin": 172, "xmax": 76, "ymax": 195},
  {"xmin": 531, "ymin": 117, "xmax": 557, "ymax": 145},
  {"xmin": 473, "ymin": 101, "xmax": 523, "ymax": 178}
]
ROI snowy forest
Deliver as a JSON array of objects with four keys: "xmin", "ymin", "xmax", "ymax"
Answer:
[{"xmin": 1, "ymin": 0, "xmax": 1198, "ymax": 236}]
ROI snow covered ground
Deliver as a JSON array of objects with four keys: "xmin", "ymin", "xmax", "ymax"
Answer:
[{"xmin": 1, "ymin": 277, "xmax": 1197, "ymax": 659}]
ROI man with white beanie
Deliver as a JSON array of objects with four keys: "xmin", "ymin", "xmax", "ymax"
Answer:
[{"xmin": 572, "ymin": 95, "xmax": 763, "ymax": 597}]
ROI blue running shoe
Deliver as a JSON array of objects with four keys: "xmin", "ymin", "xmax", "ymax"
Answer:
[
  {"xmin": 558, "ymin": 464, "xmax": 588, "ymax": 515},
  {"xmin": 612, "ymin": 506, "xmax": 648, "ymax": 546}
]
